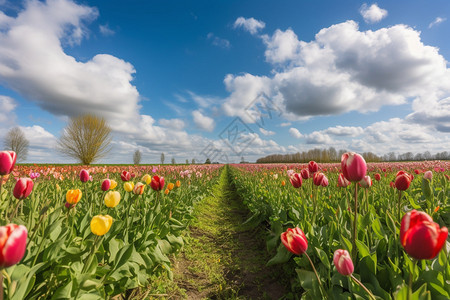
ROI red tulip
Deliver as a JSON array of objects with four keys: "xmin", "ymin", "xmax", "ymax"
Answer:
[
  {"xmin": 0, "ymin": 224, "xmax": 28, "ymax": 268},
  {"xmin": 13, "ymin": 178, "xmax": 34, "ymax": 199},
  {"xmin": 374, "ymin": 173, "xmax": 381, "ymax": 181},
  {"xmin": 79, "ymin": 169, "xmax": 89, "ymax": 183},
  {"xmin": 0, "ymin": 151, "xmax": 16, "ymax": 176},
  {"xmin": 359, "ymin": 175, "xmax": 372, "ymax": 188},
  {"xmin": 300, "ymin": 169, "xmax": 310, "ymax": 179},
  {"xmin": 121, "ymin": 171, "xmax": 131, "ymax": 182},
  {"xmin": 313, "ymin": 172, "xmax": 327, "ymax": 186},
  {"xmin": 338, "ymin": 173, "xmax": 351, "ymax": 187},
  {"xmin": 341, "ymin": 152, "xmax": 367, "ymax": 182},
  {"xmin": 150, "ymin": 176, "xmax": 165, "ymax": 191},
  {"xmin": 333, "ymin": 249, "xmax": 354, "ymax": 276},
  {"xmin": 308, "ymin": 161, "xmax": 318, "ymax": 174},
  {"xmin": 281, "ymin": 227, "xmax": 308, "ymax": 255},
  {"xmin": 101, "ymin": 179, "xmax": 111, "ymax": 191},
  {"xmin": 289, "ymin": 173, "xmax": 302, "ymax": 188},
  {"xmin": 395, "ymin": 171, "xmax": 412, "ymax": 191},
  {"xmin": 400, "ymin": 210, "xmax": 448, "ymax": 259}
]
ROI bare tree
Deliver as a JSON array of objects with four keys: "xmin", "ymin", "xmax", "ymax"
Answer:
[
  {"xmin": 57, "ymin": 114, "xmax": 112, "ymax": 165},
  {"xmin": 4, "ymin": 127, "xmax": 29, "ymax": 162},
  {"xmin": 171, "ymin": 157, "xmax": 176, "ymax": 165},
  {"xmin": 133, "ymin": 149, "xmax": 142, "ymax": 165},
  {"xmin": 160, "ymin": 153, "xmax": 165, "ymax": 164}
]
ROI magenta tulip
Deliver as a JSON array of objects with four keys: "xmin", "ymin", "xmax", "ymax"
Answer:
[
  {"xmin": 338, "ymin": 173, "xmax": 351, "ymax": 187},
  {"xmin": 13, "ymin": 178, "xmax": 34, "ymax": 199},
  {"xmin": 101, "ymin": 179, "xmax": 111, "ymax": 191},
  {"xmin": 0, "ymin": 151, "xmax": 16, "ymax": 176},
  {"xmin": 301, "ymin": 169, "xmax": 310, "ymax": 179},
  {"xmin": 0, "ymin": 224, "xmax": 28, "ymax": 268},
  {"xmin": 289, "ymin": 173, "xmax": 302, "ymax": 188},
  {"xmin": 308, "ymin": 161, "xmax": 318, "ymax": 174},
  {"xmin": 333, "ymin": 249, "xmax": 354, "ymax": 276},
  {"xmin": 79, "ymin": 169, "xmax": 89, "ymax": 183}
]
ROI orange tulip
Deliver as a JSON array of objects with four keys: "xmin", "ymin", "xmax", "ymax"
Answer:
[{"xmin": 66, "ymin": 189, "xmax": 82, "ymax": 204}]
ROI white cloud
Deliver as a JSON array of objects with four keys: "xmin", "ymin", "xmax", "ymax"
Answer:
[
  {"xmin": 429, "ymin": 17, "xmax": 446, "ymax": 28},
  {"xmin": 289, "ymin": 127, "xmax": 303, "ymax": 139},
  {"xmin": 223, "ymin": 21, "xmax": 450, "ymax": 121},
  {"xmin": 280, "ymin": 122, "xmax": 291, "ymax": 127},
  {"xmin": 305, "ymin": 131, "xmax": 333, "ymax": 144},
  {"xmin": 99, "ymin": 24, "xmax": 115, "ymax": 36},
  {"xmin": 259, "ymin": 128, "xmax": 275, "ymax": 136},
  {"xmin": 159, "ymin": 118, "xmax": 185, "ymax": 130},
  {"xmin": 0, "ymin": 95, "xmax": 16, "ymax": 124},
  {"xmin": 360, "ymin": 3, "xmax": 388, "ymax": 24},
  {"xmin": 407, "ymin": 96, "xmax": 450, "ymax": 132},
  {"xmin": 207, "ymin": 32, "xmax": 230, "ymax": 49},
  {"xmin": 192, "ymin": 110, "xmax": 215, "ymax": 132},
  {"xmin": 187, "ymin": 90, "xmax": 219, "ymax": 108},
  {"xmin": 233, "ymin": 17, "xmax": 265, "ymax": 35},
  {"xmin": 324, "ymin": 126, "xmax": 363, "ymax": 136}
]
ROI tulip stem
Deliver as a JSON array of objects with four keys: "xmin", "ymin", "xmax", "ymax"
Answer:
[
  {"xmin": 398, "ymin": 190, "xmax": 402, "ymax": 222},
  {"xmin": 9, "ymin": 199, "xmax": 23, "ymax": 221},
  {"xmin": 350, "ymin": 274, "xmax": 376, "ymax": 300},
  {"xmin": 305, "ymin": 252, "xmax": 328, "ymax": 299},
  {"xmin": 407, "ymin": 259, "xmax": 417, "ymax": 300},
  {"xmin": 352, "ymin": 183, "xmax": 358, "ymax": 261},
  {"xmin": 0, "ymin": 269, "xmax": 3, "ymax": 300}
]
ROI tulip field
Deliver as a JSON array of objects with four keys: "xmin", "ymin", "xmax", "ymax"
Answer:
[{"xmin": 0, "ymin": 150, "xmax": 449, "ymax": 299}]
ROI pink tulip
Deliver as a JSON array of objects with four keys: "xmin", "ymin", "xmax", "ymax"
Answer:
[
  {"xmin": 313, "ymin": 172, "xmax": 327, "ymax": 186},
  {"xmin": 395, "ymin": 171, "xmax": 412, "ymax": 191},
  {"xmin": 289, "ymin": 173, "xmax": 302, "ymax": 188},
  {"xmin": 338, "ymin": 173, "xmax": 351, "ymax": 187},
  {"xmin": 0, "ymin": 224, "xmax": 28, "ymax": 268},
  {"xmin": 101, "ymin": 179, "xmax": 111, "ymax": 191},
  {"xmin": 423, "ymin": 171, "xmax": 433, "ymax": 181},
  {"xmin": 341, "ymin": 152, "xmax": 367, "ymax": 182},
  {"xmin": 359, "ymin": 175, "xmax": 372, "ymax": 188},
  {"xmin": 333, "ymin": 249, "xmax": 354, "ymax": 276},
  {"xmin": 308, "ymin": 161, "xmax": 318, "ymax": 174},
  {"xmin": 121, "ymin": 171, "xmax": 131, "ymax": 182},
  {"xmin": 13, "ymin": 178, "xmax": 34, "ymax": 199},
  {"xmin": 301, "ymin": 169, "xmax": 310, "ymax": 179},
  {"xmin": 79, "ymin": 169, "xmax": 89, "ymax": 183},
  {"xmin": 0, "ymin": 151, "xmax": 16, "ymax": 176}
]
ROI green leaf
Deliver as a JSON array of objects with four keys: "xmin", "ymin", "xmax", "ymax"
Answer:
[
  {"xmin": 355, "ymin": 240, "xmax": 370, "ymax": 258},
  {"xmin": 315, "ymin": 247, "xmax": 330, "ymax": 269},
  {"xmin": 266, "ymin": 243, "xmax": 292, "ymax": 266}
]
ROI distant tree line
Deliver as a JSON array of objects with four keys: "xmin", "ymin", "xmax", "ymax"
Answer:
[{"xmin": 256, "ymin": 147, "xmax": 449, "ymax": 164}]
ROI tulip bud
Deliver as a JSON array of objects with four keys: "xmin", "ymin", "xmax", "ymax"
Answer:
[
  {"xmin": 395, "ymin": 171, "xmax": 412, "ymax": 191},
  {"xmin": 374, "ymin": 173, "xmax": 381, "ymax": 181},
  {"xmin": 101, "ymin": 179, "xmax": 111, "ymax": 191},
  {"xmin": 359, "ymin": 175, "xmax": 372, "ymax": 188},
  {"xmin": 301, "ymin": 169, "xmax": 310, "ymax": 179},
  {"xmin": 341, "ymin": 152, "xmax": 367, "ymax": 182},
  {"xmin": 110, "ymin": 179, "xmax": 118, "ymax": 189},
  {"xmin": 79, "ymin": 169, "xmax": 89, "ymax": 183},
  {"xmin": 400, "ymin": 210, "xmax": 448, "ymax": 259},
  {"xmin": 66, "ymin": 189, "xmax": 82, "ymax": 204},
  {"xmin": 167, "ymin": 182, "xmax": 175, "ymax": 191},
  {"xmin": 90, "ymin": 215, "xmax": 113, "ymax": 236},
  {"xmin": 338, "ymin": 173, "xmax": 351, "ymax": 187},
  {"xmin": 281, "ymin": 180, "xmax": 286, "ymax": 186},
  {"xmin": 164, "ymin": 188, "xmax": 170, "ymax": 195},
  {"xmin": 13, "ymin": 178, "xmax": 34, "ymax": 199},
  {"xmin": 0, "ymin": 151, "xmax": 16, "ymax": 176},
  {"xmin": 175, "ymin": 180, "xmax": 181, "ymax": 188},
  {"xmin": 121, "ymin": 171, "xmax": 131, "ymax": 182},
  {"xmin": 281, "ymin": 227, "xmax": 308, "ymax": 255},
  {"xmin": 0, "ymin": 224, "xmax": 28, "ymax": 268},
  {"xmin": 308, "ymin": 161, "xmax": 318, "ymax": 174},
  {"xmin": 142, "ymin": 174, "xmax": 152, "ymax": 185},
  {"xmin": 150, "ymin": 176, "xmax": 165, "ymax": 191},
  {"xmin": 104, "ymin": 191, "xmax": 121, "ymax": 208},
  {"xmin": 133, "ymin": 182, "xmax": 145, "ymax": 195},
  {"xmin": 286, "ymin": 169, "xmax": 295, "ymax": 177},
  {"xmin": 333, "ymin": 249, "xmax": 354, "ymax": 276},
  {"xmin": 124, "ymin": 182, "xmax": 134, "ymax": 192},
  {"xmin": 321, "ymin": 175, "xmax": 329, "ymax": 187},
  {"xmin": 313, "ymin": 172, "xmax": 326, "ymax": 186},
  {"xmin": 423, "ymin": 171, "xmax": 433, "ymax": 181},
  {"xmin": 289, "ymin": 173, "xmax": 302, "ymax": 188}
]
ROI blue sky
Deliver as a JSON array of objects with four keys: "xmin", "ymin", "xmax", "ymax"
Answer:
[{"xmin": 0, "ymin": 0, "xmax": 449, "ymax": 163}]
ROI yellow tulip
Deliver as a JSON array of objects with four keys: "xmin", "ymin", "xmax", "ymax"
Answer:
[
  {"xmin": 90, "ymin": 215, "xmax": 113, "ymax": 236},
  {"xmin": 133, "ymin": 182, "xmax": 145, "ymax": 195},
  {"xmin": 124, "ymin": 182, "xmax": 134, "ymax": 192},
  {"xmin": 66, "ymin": 189, "xmax": 82, "ymax": 204},
  {"xmin": 110, "ymin": 180, "xmax": 118, "ymax": 189},
  {"xmin": 104, "ymin": 191, "xmax": 121, "ymax": 208},
  {"xmin": 175, "ymin": 180, "xmax": 181, "ymax": 188},
  {"xmin": 142, "ymin": 174, "xmax": 152, "ymax": 185},
  {"xmin": 167, "ymin": 182, "xmax": 174, "ymax": 191}
]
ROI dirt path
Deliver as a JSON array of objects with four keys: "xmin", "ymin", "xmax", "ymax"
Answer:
[{"xmin": 165, "ymin": 166, "xmax": 288, "ymax": 299}]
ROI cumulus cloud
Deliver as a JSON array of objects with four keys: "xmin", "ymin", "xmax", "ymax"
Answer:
[
  {"xmin": 159, "ymin": 118, "xmax": 185, "ymax": 130},
  {"xmin": 289, "ymin": 127, "xmax": 303, "ymax": 139},
  {"xmin": 207, "ymin": 32, "xmax": 230, "ymax": 49},
  {"xmin": 260, "ymin": 128, "xmax": 275, "ymax": 136},
  {"xmin": 407, "ymin": 96, "xmax": 450, "ymax": 132},
  {"xmin": 280, "ymin": 122, "xmax": 291, "ymax": 127},
  {"xmin": 192, "ymin": 110, "xmax": 215, "ymax": 132},
  {"xmin": 429, "ymin": 17, "xmax": 446, "ymax": 28},
  {"xmin": 324, "ymin": 126, "xmax": 363, "ymax": 136},
  {"xmin": 0, "ymin": 95, "xmax": 16, "ymax": 124},
  {"xmin": 360, "ymin": 3, "xmax": 388, "ymax": 24},
  {"xmin": 223, "ymin": 20, "xmax": 450, "ymax": 121},
  {"xmin": 233, "ymin": 17, "xmax": 265, "ymax": 35},
  {"xmin": 305, "ymin": 131, "xmax": 333, "ymax": 144}
]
